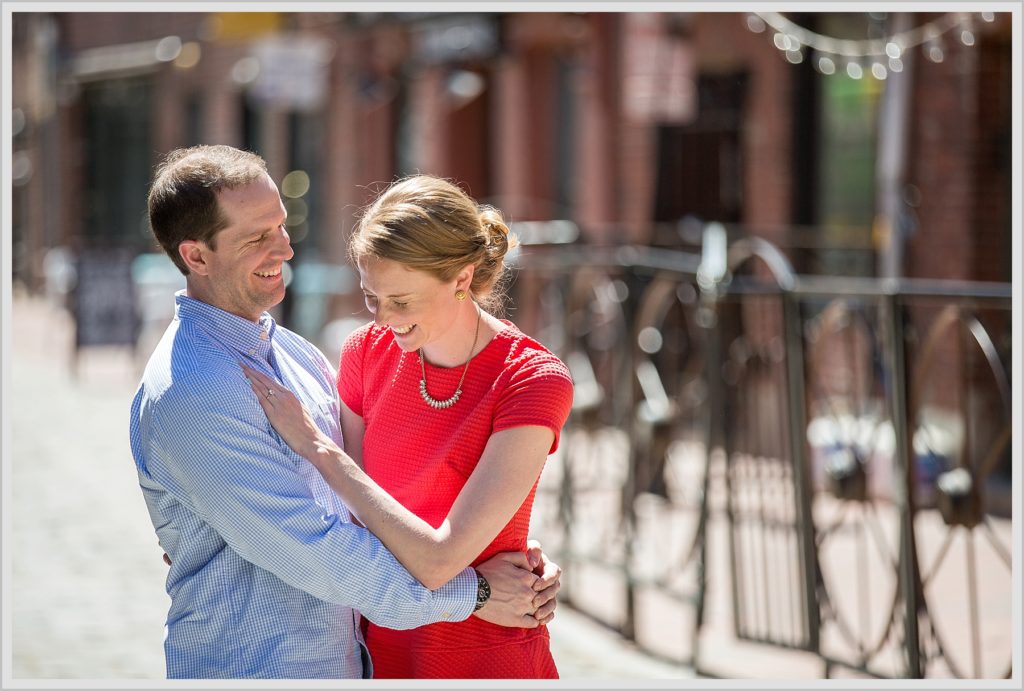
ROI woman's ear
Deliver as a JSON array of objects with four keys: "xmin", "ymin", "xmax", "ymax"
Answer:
[{"xmin": 455, "ymin": 264, "xmax": 475, "ymax": 292}]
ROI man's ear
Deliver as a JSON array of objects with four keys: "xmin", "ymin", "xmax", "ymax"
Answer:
[{"xmin": 178, "ymin": 240, "xmax": 210, "ymax": 276}]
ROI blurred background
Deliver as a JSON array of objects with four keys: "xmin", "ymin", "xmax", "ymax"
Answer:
[{"xmin": 7, "ymin": 9, "xmax": 1016, "ymax": 681}]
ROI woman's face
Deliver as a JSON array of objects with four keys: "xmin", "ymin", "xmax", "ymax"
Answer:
[{"xmin": 357, "ymin": 255, "xmax": 467, "ymax": 353}]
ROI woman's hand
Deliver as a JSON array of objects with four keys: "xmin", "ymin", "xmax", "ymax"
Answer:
[{"xmin": 240, "ymin": 364, "xmax": 335, "ymax": 461}]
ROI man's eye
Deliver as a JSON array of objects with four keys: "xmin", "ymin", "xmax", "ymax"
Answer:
[{"xmin": 393, "ymin": 301, "xmax": 408, "ymax": 309}]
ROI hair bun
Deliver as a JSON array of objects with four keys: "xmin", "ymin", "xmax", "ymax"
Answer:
[{"xmin": 478, "ymin": 207, "xmax": 510, "ymax": 237}]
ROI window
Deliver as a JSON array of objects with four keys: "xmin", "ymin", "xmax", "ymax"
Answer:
[{"xmin": 81, "ymin": 77, "xmax": 153, "ymax": 248}]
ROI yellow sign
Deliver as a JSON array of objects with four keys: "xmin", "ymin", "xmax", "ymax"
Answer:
[{"xmin": 208, "ymin": 13, "xmax": 281, "ymax": 41}]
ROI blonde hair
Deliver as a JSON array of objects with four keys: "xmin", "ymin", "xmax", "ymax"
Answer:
[{"xmin": 350, "ymin": 175, "xmax": 518, "ymax": 312}]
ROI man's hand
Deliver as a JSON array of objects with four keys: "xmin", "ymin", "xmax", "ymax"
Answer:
[
  {"xmin": 473, "ymin": 551, "xmax": 543, "ymax": 628},
  {"xmin": 526, "ymin": 539, "xmax": 561, "ymax": 625}
]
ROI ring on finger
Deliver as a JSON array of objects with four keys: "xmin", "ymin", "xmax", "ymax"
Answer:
[{"xmin": 267, "ymin": 388, "xmax": 275, "ymax": 397}]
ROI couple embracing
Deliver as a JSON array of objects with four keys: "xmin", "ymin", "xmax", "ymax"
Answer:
[{"xmin": 129, "ymin": 145, "xmax": 573, "ymax": 679}]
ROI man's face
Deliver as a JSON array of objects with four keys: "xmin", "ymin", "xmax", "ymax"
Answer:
[{"xmin": 187, "ymin": 173, "xmax": 293, "ymax": 321}]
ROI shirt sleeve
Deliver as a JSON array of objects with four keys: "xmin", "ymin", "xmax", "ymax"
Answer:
[
  {"xmin": 141, "ymin": 366, "xmax": 475, "ymax": 629},
  {"xmin": 337, "ymin": 324, "xmax": 369, "ymax": 416},
  {"xmin": 492, "ymin": 351, "xmax": 575, "ymax": 454}
]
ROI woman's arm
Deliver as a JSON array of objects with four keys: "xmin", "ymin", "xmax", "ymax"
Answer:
[
  {"xmin": 339, "ymin": 400, "xmax": 364, "ymax": 469},
  {"xmin": 341, "ymin": 398, "xmax": 552, "ymax": 588},
  {"xmin": 243, "ymin": 364, "xmax": 551, "ymax": 590}
]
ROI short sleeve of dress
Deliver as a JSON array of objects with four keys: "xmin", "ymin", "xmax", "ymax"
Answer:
[
  {"xmin": 337, "ymin": 324, "xmax": 372, "ymax": 416},
  {"xmin": 492, "ymin": 350, "xmax": 574, "ymax": 454}
]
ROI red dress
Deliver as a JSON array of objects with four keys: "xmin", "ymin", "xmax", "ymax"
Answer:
[{"xmin": 337, "ymin": 321, "xmax": 574, "ymax": 678}]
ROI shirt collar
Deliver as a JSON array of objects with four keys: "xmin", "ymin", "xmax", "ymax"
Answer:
[{"xmin": 174, "ymin": 290, "xmax": 277, "ymax": 359}]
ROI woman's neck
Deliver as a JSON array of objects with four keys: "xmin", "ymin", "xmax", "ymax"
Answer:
[{"xmin": 420, "ymin": 303, "xmax": 501, "ymax": 367}]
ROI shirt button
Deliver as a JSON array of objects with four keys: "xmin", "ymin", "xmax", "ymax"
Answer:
[
  {"xmin": 248, "ymin": 349, "xmax": 256, "ymax": 356},
  {"xmin": 259, "ymin": 330, "xmax": 269, "ymax": 341},
  {"xmin": 441, "ymin": 611, "xmax": 451, "ymax": 619}
]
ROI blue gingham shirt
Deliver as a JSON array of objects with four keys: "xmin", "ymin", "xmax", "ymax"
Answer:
[{"xmin": 129, "ymin": 292, "xmax": 476, "ymax": 679}]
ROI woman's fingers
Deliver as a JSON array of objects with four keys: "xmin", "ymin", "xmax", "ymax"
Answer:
[
  {"xmin": 242, "ymin": 365, "xmax": 272, "ymax": 390},
  {"xmin": 240, "ymin": 364, "xmax": 288, "ymax": 405}
]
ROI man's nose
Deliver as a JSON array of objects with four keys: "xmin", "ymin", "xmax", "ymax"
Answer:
[{"xmin": 274, "ymin": 226, "xmax": 295, "ymax": 261}]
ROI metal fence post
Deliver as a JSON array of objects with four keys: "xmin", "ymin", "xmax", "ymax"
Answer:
[
  {"xmin": 881, "ymin": 290, "xmax": 922, "ymax": 677},
  {"xmin": 782, "ymin": 288, "xmax": 822, "ymax": 657}
]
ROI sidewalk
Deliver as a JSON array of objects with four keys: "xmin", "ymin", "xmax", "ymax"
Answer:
[
  {"xmin": 7, "ymin": 294, "xmax": 690, "ymax": 682},
  {"xmin": 548, "ymin": 608, "xmax": 690, "ymax": 679}
]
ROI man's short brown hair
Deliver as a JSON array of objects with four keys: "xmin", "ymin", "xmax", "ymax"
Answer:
[{"xmin": 147, "ymin": 145, "xmax": 268, "ymax": 275}]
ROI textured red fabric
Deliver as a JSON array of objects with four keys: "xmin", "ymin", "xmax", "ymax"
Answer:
[{"xmin": 337, "ymin": 320, "xmax": 574, "ymax": 679}]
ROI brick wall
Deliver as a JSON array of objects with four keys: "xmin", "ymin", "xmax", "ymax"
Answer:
[{"xmin": 905, "ymin": 14, "xmax": 1012, "ymax": 283}]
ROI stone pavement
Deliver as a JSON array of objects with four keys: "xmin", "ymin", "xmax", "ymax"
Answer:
[{"xmin": 6, "ymin": 293, "xmax": 689, "ymax": 682}]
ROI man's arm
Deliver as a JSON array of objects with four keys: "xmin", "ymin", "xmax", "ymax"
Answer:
[{"xmin": 139, "ymin": 371, "xmax": 475, "ymax": 630}]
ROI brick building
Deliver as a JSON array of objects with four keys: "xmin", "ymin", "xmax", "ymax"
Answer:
[{"xmin": 10, "ymin": 10, "xmax": 1013, "ymax": 315}]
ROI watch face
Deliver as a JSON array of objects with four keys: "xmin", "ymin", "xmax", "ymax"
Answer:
[{"xmin": 475, "ymin": 573, "xmax": 491, "ymax": 610}]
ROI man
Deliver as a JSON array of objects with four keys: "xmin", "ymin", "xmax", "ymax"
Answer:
[{"xmin": 129, "ymin": 145, "xmax": 559, "ymax": 679}]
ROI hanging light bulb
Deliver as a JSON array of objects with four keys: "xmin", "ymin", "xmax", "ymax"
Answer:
[{"xmin": 746, "ymin": 12, "xmax": 980, "ymax": 79}]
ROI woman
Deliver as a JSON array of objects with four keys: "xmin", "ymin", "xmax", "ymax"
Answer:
[{"xmin": 243, "ymin": 175, "xmax": 574, "ymax": 678}]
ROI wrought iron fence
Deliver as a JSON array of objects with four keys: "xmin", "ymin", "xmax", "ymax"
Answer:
[{"xmin": 507, "ymin": 236, "xmax": 1012, "ymax": 679}]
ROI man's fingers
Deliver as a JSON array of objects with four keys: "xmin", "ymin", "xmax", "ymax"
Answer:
[
  {"xmin": 162, "ymin": 553, "xmax": 172, "ymax": 566},
  {"xmin": 535, "ymin": 598, "xmax": 557, "ymax": 620},
  {"xmin": 533, "ymin": 563, "xmax": 561, "ymax": 590},
  {"xmin": 533, "ymin": 579, "xmax": 560, "ymax": 607},
  {"xmin": 499, "ymin": 550, "xmax": 533, "ymax": 570}
]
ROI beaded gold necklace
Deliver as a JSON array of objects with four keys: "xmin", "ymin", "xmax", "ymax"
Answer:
[{"xmin": 418, "ymin": 304, "xmax": 482, "ymax": 409}]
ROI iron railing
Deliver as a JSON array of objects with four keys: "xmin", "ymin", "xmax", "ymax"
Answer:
[{"xmin": 507, "ymin": 237, "xmax": 1012, "ymax": 679}]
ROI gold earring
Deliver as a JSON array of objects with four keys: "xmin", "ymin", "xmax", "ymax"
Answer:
[{"xmin": 455, "ymin": 289, "xmax": 468, "ymax": 301}]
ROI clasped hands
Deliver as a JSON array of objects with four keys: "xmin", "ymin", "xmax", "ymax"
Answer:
[{"xmin": 473, "ymin": 540, "xmax": 562, "ymax": 628}]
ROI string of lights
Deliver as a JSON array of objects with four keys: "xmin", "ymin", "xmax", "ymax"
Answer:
[{"xmin": 746, "ymin": 11, "xmax": 997, "ymax": 79}]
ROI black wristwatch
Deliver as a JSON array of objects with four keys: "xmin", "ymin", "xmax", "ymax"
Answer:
[{"xmin": 473, "ymin": 570, "xmax": 491, "ymax": 611}]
